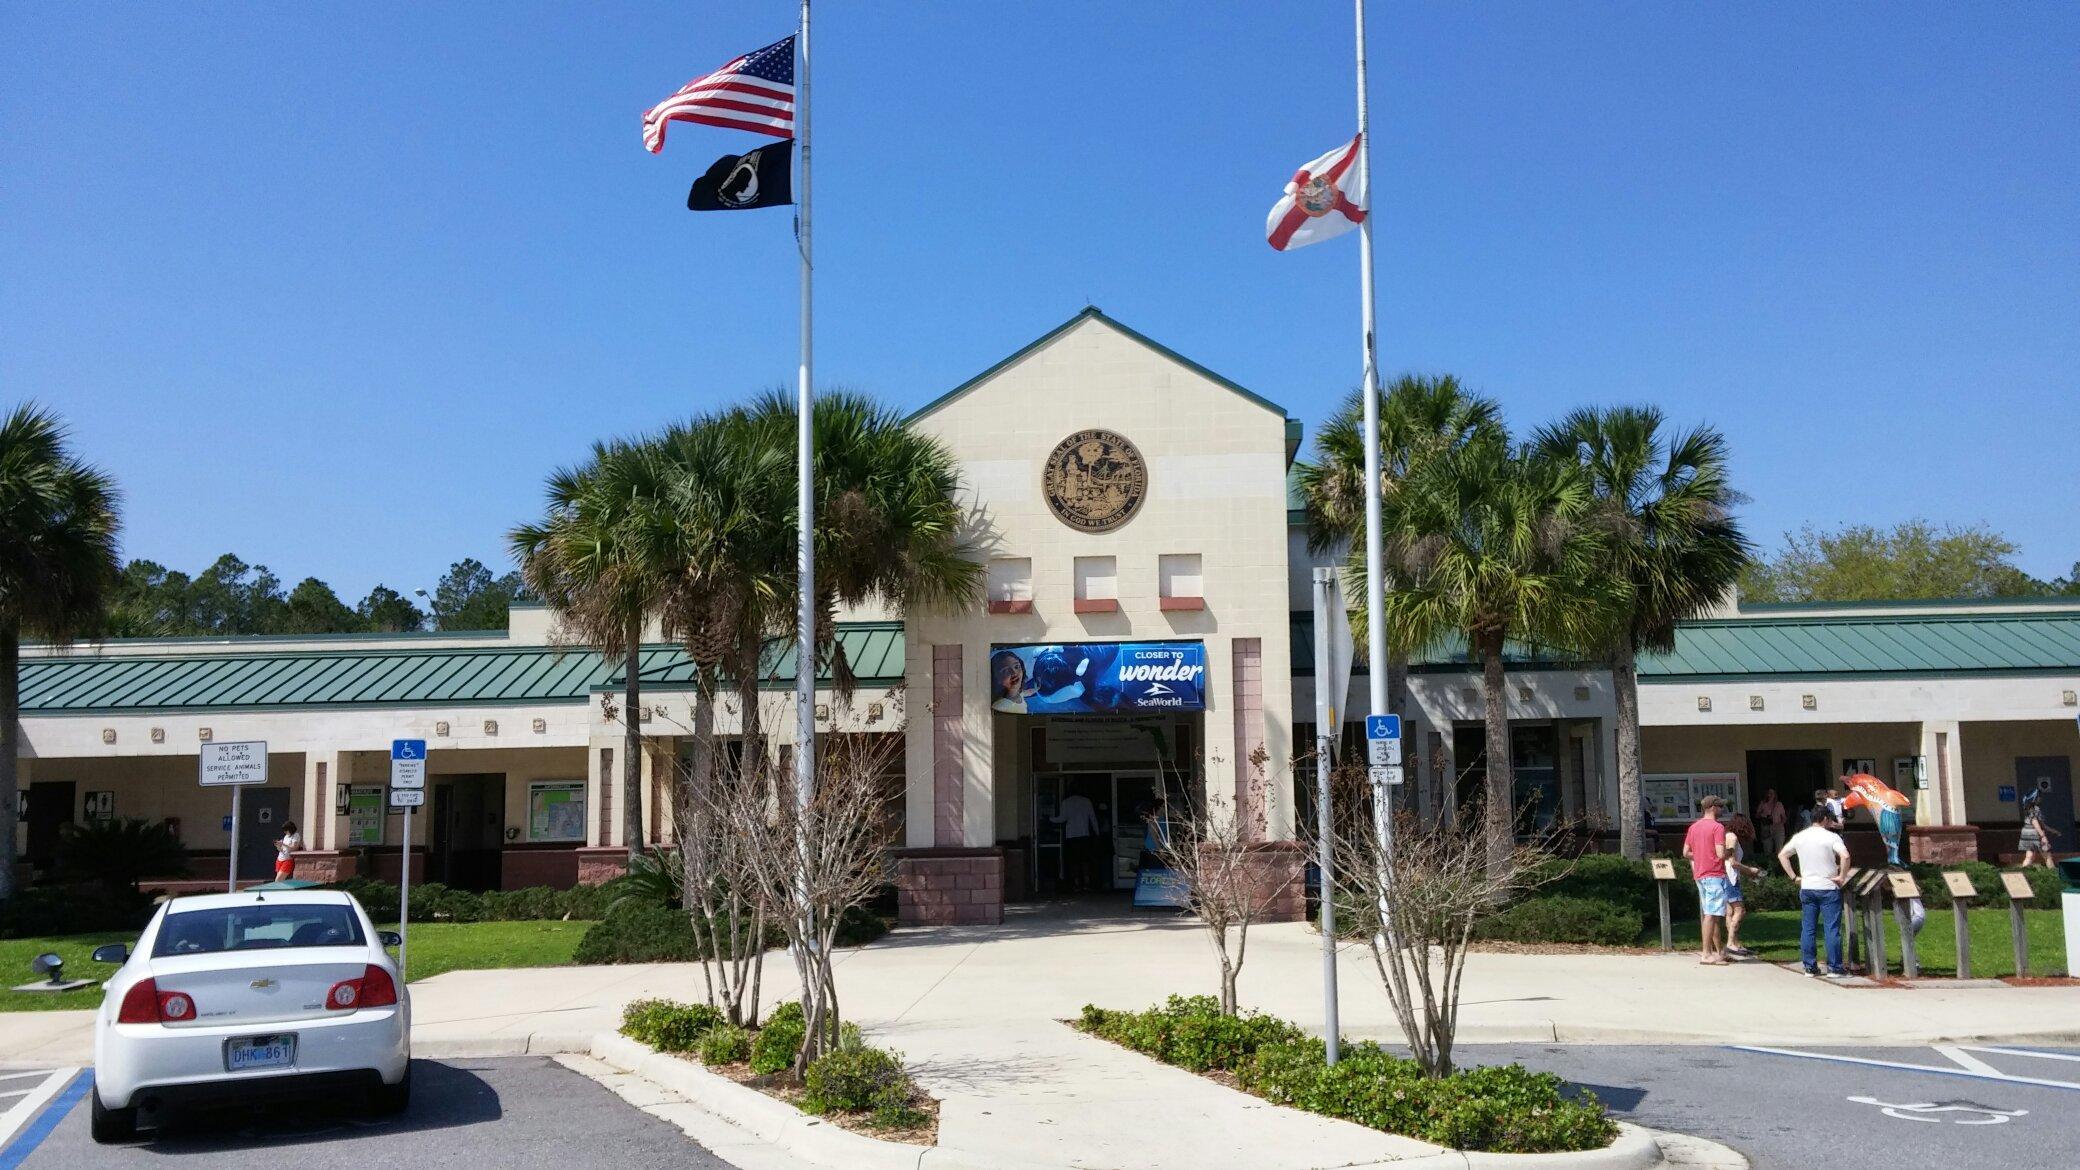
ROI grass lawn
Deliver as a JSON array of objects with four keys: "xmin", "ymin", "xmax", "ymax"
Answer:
[
  {"xmin": 1664, "ymin": 907, "xmax": 2068, "ymax": 978},
  {"xmin": 0, "ymin": 920, "xmax": 595, "ymax": 1012}
]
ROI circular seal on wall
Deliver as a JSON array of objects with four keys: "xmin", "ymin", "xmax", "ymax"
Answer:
[{"xmin": 1042, "ymin": 429, "xmax": 1147, "ymax": 533}]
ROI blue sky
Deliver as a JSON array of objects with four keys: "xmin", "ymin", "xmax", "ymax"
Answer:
[{"xmin": 5, "ymin": 2, "xmax": 2076, "ymax": 597}]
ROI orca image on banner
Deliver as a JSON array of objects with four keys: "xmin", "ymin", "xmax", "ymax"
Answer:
[{"xmin": 687, "ymin": 142, "xmax": 793, "ymax": 211}]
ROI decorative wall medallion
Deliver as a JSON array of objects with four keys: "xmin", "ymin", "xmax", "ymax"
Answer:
[{"xmin": 1042, "ymin": 429, "xmax": 1147, "ymax": 533}]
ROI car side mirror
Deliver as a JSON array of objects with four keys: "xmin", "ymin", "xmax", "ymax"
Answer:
[
  {"xmin": 378, "ymin": 931, "xmax": 402, "ymax": 948},
  {"xmin": 91, "ymin": 944, "xmax": 129, "ymax": 965}
]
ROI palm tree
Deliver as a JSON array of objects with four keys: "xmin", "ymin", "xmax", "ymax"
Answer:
[
  {"xmin": 1534, "ymin": 407, "xmax": 1751, "ymax": 859},
  {"xmin": 1293, "ymin": 376, "xmax": 1503, "ymax": 729},
  {"xmin": 1, "ymin": 404, "xmax": 121, "ymax": 902},
  {"xmin": 511, "ymin": 440, "xmax": 677, "ymax": 861},
  {"xmin": 1377, "ymin": 430, "xmax": 1615, "ymax": 869}
]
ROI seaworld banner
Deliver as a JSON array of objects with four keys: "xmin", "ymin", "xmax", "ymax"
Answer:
[{"xmin": 989, "ymin": 641, "xmax": 1207, "ymax": 715}]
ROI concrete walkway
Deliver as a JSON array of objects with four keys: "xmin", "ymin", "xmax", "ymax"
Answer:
[{"xmin": 5, "ymin": 902, "xmax": 2074, "ymax": 1166}]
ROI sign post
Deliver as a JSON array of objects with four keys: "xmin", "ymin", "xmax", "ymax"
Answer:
[
  {"xmin": 2001, "ymin": 870, "xmax": 2034, "ymax": 977},
  {"xmin": 199, "ymin": 741, "xmax": 269, "ymax": 893},
  {"xmin": 1649, "ymin": 858, "xmax": 1677, "ymax": 951},
  {"xmin": 390, "ymin": 739, "xmax": 427, "ymax": 977},
  {"xmin": 1888, "ymin": 871, "xmax": 1922, "ymax": 979},
  {"xmin": 1310, "ymin": 568, "xmax": 1354, "ymax": 1066}
]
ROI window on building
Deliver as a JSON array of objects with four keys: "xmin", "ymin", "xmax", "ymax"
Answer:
[
  {"xmin": 987, "ymin": 557, "xmax": 1033, "ymax": 611},
  {"xmin": 1074, "ymin": 556, "xmax": 1119, "ymax": 612},
  {"xmin": 1159, "ymin": 553, "xmax": 1204, "ymax": 606},
  {"xmin": 527, "ymin": 781, "xmax": 587, "ymax": 842}
]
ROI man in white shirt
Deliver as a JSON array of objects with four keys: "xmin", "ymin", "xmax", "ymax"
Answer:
[
  {"xmin": 1053, "ymin": 792, "xmax": 1106, "ymax": 893},
  {"xmin": 1778, "ymin": 808, "xmax": 1852, "ymax": 978}
]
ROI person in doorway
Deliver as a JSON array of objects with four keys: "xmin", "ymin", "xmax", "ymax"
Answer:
[
  {"xmin": 1754, "ymin": 789, "xmax": 1787, "ymax": 859},
  {"xmin": 2017, "ymin": 791, "xmax": 2059, "ymax": 868},
  {"xmin": 1721, "ymin": 814, "xmax": 1765, "ymax": 959},
  {"xmin": 1822, "ymin": 785, "xmax": 1848, "ymax": 829},
  {"xmin": 273, "ymin": 820, "xmax": 302, "ymax": 881},
  {"xmin": 1779, "ymin": 807, "xmax": 1852, "ymax": 978},
  {"xmin": 1683, "ymin": 795, "xmax": 1734, "ymax": 965},
  {"xmin": 1052, "ymin": 790, "xmax": 1105, "ymax": 893}
]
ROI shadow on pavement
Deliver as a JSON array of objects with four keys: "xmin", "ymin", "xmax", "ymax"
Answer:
[
  {"xmin": 115, "ymin": 1060, "xmax": 500, "ymax": 1154},
  {"xmin": 864, "ymin": 896, "xmax": 1204, "ymax": 950},
  {"xmin": 1565, "ymin": 1081, "xmax": 1647, "ymax": 1111}
]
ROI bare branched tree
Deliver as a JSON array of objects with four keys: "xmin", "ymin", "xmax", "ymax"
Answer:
[
  {"xmin": 1321, "ymin": 762, "xmax": 1552, "ymax": 1077},
  {"xmin": 670, "ymin": 686, "xmax": 769, "ymax": 1027},
  {"xmin": 706, "ymin": 724, "xmax": 902, "ymax": 1078},
  {"xmin": 1148, "ymin": 743, "xmax": 1297, "ymax": 1015}
]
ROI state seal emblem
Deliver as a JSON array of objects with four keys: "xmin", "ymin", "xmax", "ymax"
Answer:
[{"xmin": 1042, "ymin": 429, "xmax": 1147, "ymax": 533}]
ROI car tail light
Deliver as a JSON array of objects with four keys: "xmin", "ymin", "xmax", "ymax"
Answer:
[
  {"xmin": 325, "ymin": 965, "xmax": 398, "ymax": 1011},
  {"xmin": 116, "ymin": 978, "xmax": 197, "ymax": 1024},
  {"xmin": 117, "ymin": 978, "xmax": 161, "ymax": 1023}
]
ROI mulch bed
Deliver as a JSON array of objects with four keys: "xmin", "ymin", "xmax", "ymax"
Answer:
[{"xmin": 693, "ymin": 1055, "xmax": 940, "ymax": 1145}]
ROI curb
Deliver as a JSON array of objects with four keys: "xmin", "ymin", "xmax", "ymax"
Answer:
[
  {"xmin": 587, "ymin": 1032, "xmax": 1741, "ymax": 1170},
  {"xmin": 414, "ymin": 1032, "xmax": 595, "ymax": 1060}
]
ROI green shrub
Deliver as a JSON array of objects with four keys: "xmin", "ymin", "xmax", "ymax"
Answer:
[
  {"xmin": 801, "ymin": 1044, "xmax": 927, "ymax": 1128},
  {"xmin": 573, "ymin": 901, "xmax": 701, "ymax": 965},
  {"xmin": 1237, "ymin": 1038, "xmax": 1617, "ymax": 1153},
  {"xmin": 56, "ymin": 817, "xmax": 189, "ymax": 893},
  {"xmin": 620, "ymin": 998, "xmax": 723, "ymax": 1052},
  {"xmin": 1734, "ymin": 873, "xmax": 1800, "ymax": 912},
  {"xmin": 1475, "ymin": 896, "xmax": 1642, "ymax": 947},
  {"xmin": 698, "ymin": 1023, "xmax": 751, "ymax": 1065},
  {"xmin": 833, "ymin": 904, "xmax": 891, "ymax": 948},
  {"xmin": 750, "ymin": 1003, "xmax": 808, "ymax": 1075},
  {"xmin": 1075, "ymin": 996, "xmax": 1306, "ymax": 1073}
]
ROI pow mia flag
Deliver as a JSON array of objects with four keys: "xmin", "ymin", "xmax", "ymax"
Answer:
[{"xmin": 687, "ymin": 142, "xmax": 792, "ymax": 211}]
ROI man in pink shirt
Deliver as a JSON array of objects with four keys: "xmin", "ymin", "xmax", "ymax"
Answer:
[{"xmin": 1682, "ymin": 795, "xmax": 1733, "ymax": 965}]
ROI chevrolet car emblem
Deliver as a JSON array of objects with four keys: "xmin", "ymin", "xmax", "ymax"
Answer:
[{"xmin": 250, "ymin": 978, "xmax": 276, "ymax": 990}]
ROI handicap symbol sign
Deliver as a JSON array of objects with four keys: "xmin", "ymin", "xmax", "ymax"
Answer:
[
  {"xmin": 1365, "ymin": 714, "xmax": 1401, "ymax": 741},
  {"xmin": 391, "ymin": 739, "xmax": 427, "ymax": 761}
]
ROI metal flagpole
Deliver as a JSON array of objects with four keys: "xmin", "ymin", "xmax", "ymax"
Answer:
[
  {"xmin": 1352, "ymin": 0, "xmax": 1395, "ymax": 951},
  {"xmin": 793, "ymin": 0, "xmax": 820, "ymax": 965}
]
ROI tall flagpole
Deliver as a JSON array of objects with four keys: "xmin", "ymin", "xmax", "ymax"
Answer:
[
  {"xmin": 1353, "ymin": 0, "xmax": 1395, "ymax": 964},
  {"xmin": 794, "ymin": 0, "xmax": 819, "ymax": 943}
]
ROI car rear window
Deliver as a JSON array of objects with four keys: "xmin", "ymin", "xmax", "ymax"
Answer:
[{"xmin": 152, "ymin": 904, "xmax": 365, "ymax": 957}]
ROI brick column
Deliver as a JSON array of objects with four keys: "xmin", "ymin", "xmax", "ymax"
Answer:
[
  {"xmin": 895, "ymin": 847, "xmax": 1004, "ymax": 926},
  {"xmin": 932, "ymin": 645, "xmax": 964, "ymax": 846},
  {"xmin": 1231, "ymin": 637, "xmax": 1265, "ymax": 841}
]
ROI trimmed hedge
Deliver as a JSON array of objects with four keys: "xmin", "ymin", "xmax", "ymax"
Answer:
[
  {"xmin": 621, "ymin": 998, "xmax": 724, "ymax": 1052},
  {"xmin": 1474, "ymin": 896, "xmax": 1642, "ymax": 946},
  {"xmin": 1079, "ymin": 999, "xmax": 1616, "ymax": 1154},
  {"xmin": 330, "ymin": 878, "xmax": 613, "ymax": 924},
  {"xmin": 0, "ymin": 883, "xmax": 155, "ymax": 940},
  {"xmin": 801, "ymin": 1043, "xmax": 930, "ymax": 1129},
  {"xmin": 572, "ymin": 902, "xmax": 892, "ymax": 967}
]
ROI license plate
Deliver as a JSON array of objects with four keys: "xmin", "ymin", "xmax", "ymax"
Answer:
[{"xmin": 225, "ymin": 1034, "xmax": 296, "ymax": 1072}]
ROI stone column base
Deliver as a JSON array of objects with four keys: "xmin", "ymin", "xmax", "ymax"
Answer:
[
  {"xmin": 291, "ymin": 850, "xmax": 357, "ymax": 884},
  {"xmin": 1212, "ymin": 840, "xmax": 1308, "ymax": 924},
  {"xmin": 894, "ymin": 847, "xmax": 1004, "ymax": 926},
  {"xmin": 576, "ymin": 846, "xmax": 631, "ymax": 886},
  {"xmin": 1908, "ymin": 824, "xmax": 1981, "ymax": 865}
]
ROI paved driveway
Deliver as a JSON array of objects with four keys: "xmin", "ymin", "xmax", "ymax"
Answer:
[{"xmin": 2, "ymin": 1057, "xmax": 730, "ymax": 1169}]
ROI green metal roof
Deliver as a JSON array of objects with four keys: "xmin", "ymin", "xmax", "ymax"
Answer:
[
  {"xmin": 907, "ymin": 307, "xmax": 1289, "ymax": 423},
  {"xmin": 20, "ymin": 624, "xmax": 906, "ymax": 716},
  {"xmin": 1292, "ymin": 608, "xmax": 2080, "ymax": 680}
]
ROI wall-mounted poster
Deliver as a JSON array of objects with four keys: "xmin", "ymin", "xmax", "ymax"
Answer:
[
  {"xmin": 1644, "ymin": 773, "xmax": 1743, "ymax": 825},
  {"xmin": 346, "ymin": 787, "xmax": 384, "ymax": 846},
  {"xmin": 529, "ymin": 781, "xmax": 587, "ymax": 843},
  {"xmin": 990, "ymin": 642, "xmax": 1205, "ymax": 715},
  {"xmin": 84, "ymin": 791, "xmax": 115, "ymax": 821}
]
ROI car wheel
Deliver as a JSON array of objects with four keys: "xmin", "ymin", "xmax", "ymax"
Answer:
[
  {"xmin": 90, "ymin": 1089, "xmax": 138, "ymax": 1144},
  {"xmin": 371, "ymin": 1067, "xmax": 411, "ymax": 1116}
]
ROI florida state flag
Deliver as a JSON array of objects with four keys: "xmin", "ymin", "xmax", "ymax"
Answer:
[{"xmin": 1266, "ymin": 134, "xmax": 1367, "ymax": 251}]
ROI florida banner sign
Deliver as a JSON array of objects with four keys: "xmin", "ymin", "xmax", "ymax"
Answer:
[{"xmin": 989, "ymin": 642, "xmax": 1206, "ymax": 715}]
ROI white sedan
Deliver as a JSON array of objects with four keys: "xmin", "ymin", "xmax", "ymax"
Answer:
[{"xmin": 89, "ymin": 888, "xmax": 411, "ymax": 1143}]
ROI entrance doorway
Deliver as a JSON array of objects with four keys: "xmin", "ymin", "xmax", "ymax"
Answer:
[
  {"xmin": 2015, "ymin": 757, "xmax": 2073, "ymax": 839},
  {"xmin": 23, "ymin": 781, "xmax": 76, "ymax": 876},
  {"xmin": 1746, "ymin": 749, "xmax": 1830, "ymax": 820},
  {"xmin": 432, "ymin": 774, "xmax": 506, "ymax": 891},
  {"xmin": 236, "ymin": 787, "xmax": 291, "ymax": 882},
  {"xmin": 1451, "ymin": 724, "xmax": 1561, "ymax": 832},
  {"xmin": 1033, "ymin": 771, "xmax": 1163, "ymax": 895}
]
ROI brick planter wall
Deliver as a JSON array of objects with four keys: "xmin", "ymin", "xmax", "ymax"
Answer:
[
  {"xmin": 895, "ymin": 847, "xmax": 1004, "ymax": 926},
  {"xmin": 576, "ymin": 846, "xmax": 630, "ymax": 886},
  {"xmin": 1907, "ymin": 825, "xmax": 1981, "ymax": 865},
  {"xmin": 291, "ymin": 850, "xmax": 357, "ymax": 884},
  {"xmin": 1207, "ymin": 840, "xmax": 1307, "ymax": 924}
]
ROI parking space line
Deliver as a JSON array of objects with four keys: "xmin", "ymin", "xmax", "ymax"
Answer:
[
  {"xmin": 0, "ymin": 1069, "xmax": 84, "ymax": 1167},
  {"xmin": 1934, "ymin": 1046, "xmax": 2002, "ymax": 1076},
  {"xmin": 1731, "ymin": 1045, "xmax": 2080, "ymax": 1092},
  {"xmin": 1967, "ymin": 1046, "xmax": 2080, "ymax": 1064}
]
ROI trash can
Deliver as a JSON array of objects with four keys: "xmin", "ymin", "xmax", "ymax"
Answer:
[{"xmin": 2059, "ymin": 858, "xmax": 2080, "ymax": 978}]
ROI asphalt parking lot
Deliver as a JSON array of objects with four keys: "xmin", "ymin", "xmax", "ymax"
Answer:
[
  {"xmin": 1465, "ymin": 1043, "xmax": 2080, "ymax": 1170},
  {"xmin": 1, "ymin": 1057, "xmax": 728, "ymax": 1169}
]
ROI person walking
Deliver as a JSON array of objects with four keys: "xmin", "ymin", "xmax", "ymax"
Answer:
[
  {"xmin": 2016, "ymin": 791, "xmax": 2059, "ymax": 869},
  {"xmin": 1779, "ymin": 806, "xmax": 1852, "ymax": 978},
  {"xmin": 1722, "ymin": 814, "xmax": 1765, "ymax": 958},
  {"xmin": 1754, "ymin": 789, "xmax": 1787, "ymax": 859},
  {"xmin": 272, "ymin": 820, "xmax": 302, "ymax": 882},
  {"xmin": 1683, "ymin": 795, "xmax": 1734, "ymax": 965}
]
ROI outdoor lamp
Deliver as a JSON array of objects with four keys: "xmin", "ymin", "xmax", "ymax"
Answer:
[{"xmin": 30, "ymin": 953, "xmax": 64, "ymax": 985}]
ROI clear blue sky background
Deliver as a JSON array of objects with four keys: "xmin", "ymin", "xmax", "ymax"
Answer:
[{"xmin": 6, "ymin": 2, "xmax": 2076, "ymax": 599}]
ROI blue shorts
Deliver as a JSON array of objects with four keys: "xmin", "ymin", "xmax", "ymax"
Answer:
[
  {"xmin": 1697, "ymin": 876, "xmax": 1731, "ymax": 917},
  {"xmin": 1725, "ymin": 880, "xmax": 1743, "ymax": 904}
]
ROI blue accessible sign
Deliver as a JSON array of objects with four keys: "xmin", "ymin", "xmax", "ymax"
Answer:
[{"xmin": 1366, "ymin": 714, "xmax": 1401, "ymax": 768}]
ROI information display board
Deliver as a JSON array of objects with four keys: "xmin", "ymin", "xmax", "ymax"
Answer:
[
  {"xmin": 529, "ymin": 781, "xmax": 587, "ymax": 842},
  {"xmin": 1643, "ymin": 773, "xmax": 1743, "ymax": 825}
]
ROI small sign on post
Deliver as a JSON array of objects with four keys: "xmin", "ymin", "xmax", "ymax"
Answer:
[
  {"xmin": 199, "ymin": 740, "xmax": 268, "ymax": 893},
  {"xmin": 1888, "ymin": 872, "xmax": 1922, "ymax": 978},
  {"xmin": 1365, "ymin": 714, "xmax": 1402, "ymax": 766},
  {"xmin": 1944, "ymin": 871, "xmax": 1977, "ymax": 979},
  {"xmin": 2001, "ymin": 871, "xmax": 2035, "ymax": 977},
  {"xmin": 1649, "ymin": 858, "xmax": 1677, "ymax": 952},
  {"xmin": 391, "ymin": 739, "xmax": 427, "ymax": 979}
]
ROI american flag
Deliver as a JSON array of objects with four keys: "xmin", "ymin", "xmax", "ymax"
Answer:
[{"xmin": 643, "ymin": 35, "xmax": 795, "ymax": 153}]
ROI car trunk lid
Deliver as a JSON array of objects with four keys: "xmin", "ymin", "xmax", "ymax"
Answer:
[{"xmin": 147, "ymin": 949, "xmax": 372, "ymax": 1026}]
